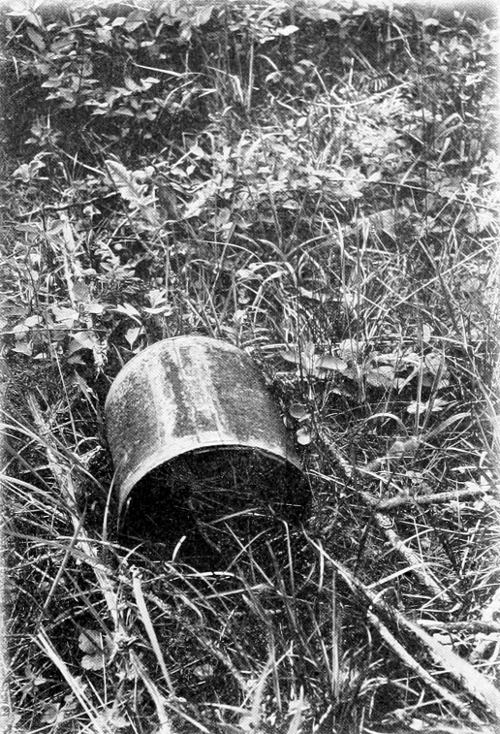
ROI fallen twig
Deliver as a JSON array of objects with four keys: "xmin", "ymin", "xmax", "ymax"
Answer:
[
  {"xmin": 307, "ymin": 534, "xmax": 500, "ymax": 722},
  {"xmin": 377, "ymin": 485, "xmax": 488, "ymax": 511},
  {"xmin": 418, "ymin": 619, "xmax": 500, "ymax": 635},
  {"xmin": 318, "ymin": 435, "xmax": 452, "ymax": 602},
  {"xmin": 366, "ymin": 610, "xmax": 479, "ymax": 723},
  {"xmin": 471, "ymin": 587, "xmax": 500, "ymax": 665},
  {"xmin": 370, "ymin": 510, "xmax": 452, "ymax": 603}
]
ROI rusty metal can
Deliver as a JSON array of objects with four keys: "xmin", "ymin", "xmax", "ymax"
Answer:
[{"xmin": 104, "ymin": 335, "xmax": 303, "ymax": 527}]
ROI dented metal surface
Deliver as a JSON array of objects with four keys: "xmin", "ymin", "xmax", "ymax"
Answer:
[{"xmin": 104, "ymin": 335, "xmax": 302, "ymax": 516}]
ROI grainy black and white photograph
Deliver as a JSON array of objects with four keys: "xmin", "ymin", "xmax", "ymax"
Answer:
[{"xmin": 0, "ymin": 0, "xmax": 499, "ymax": 731}]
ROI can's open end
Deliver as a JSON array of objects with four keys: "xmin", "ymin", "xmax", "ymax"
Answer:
[{"xmin": 119, "ymin": 446, "xmax": 309, "ymax": 570}]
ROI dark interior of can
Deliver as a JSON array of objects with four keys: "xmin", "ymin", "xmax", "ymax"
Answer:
[{"xmin": 120, "ymin": 448, "xmax": 309, "ymax": 570}]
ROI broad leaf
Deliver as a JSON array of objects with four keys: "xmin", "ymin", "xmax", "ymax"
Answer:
[
  {"xmin": 296, "ymin": 427, "xmax": 312, "ymax": 446},
  {"xmin": 289, "ymin": 402, "xmax": 309, "ymax": 421},
  {"xmin": 105, "ymin": 159, "xmax": 145, "ymax": 204},
  {"xmin": 316, "ymin": 354, "xmax": 348, "ymax": 373},
  {"xmin": 365, "ymin": 365, "xmax": 395, "ymax": 388}
]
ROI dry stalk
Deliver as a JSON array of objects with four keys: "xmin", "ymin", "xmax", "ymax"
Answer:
[
  {"xmin": 307, "ymin": 536, "xmax": 500, "ymax": 722},
  {"xmin": 470, "ymin": 587, "xmax": 500, "ymax": 665},
  {"xmin": 28, "ymin": 395, "xmax": 178, "ymax": 733},
  {"xmin": 419, "ymin": 620, "xmax": 500, "ymax": 635},
  {"xmin": 371, "ymin": 508, "xmax": 451, "ymax": 603},
  {"xmin": 319, "ymin": 435, "xmax": 452, "ymax": 602},
  {"xmin": 377, "ymin": 485, "xmax": 488, "ymax": 511},
  {"xmin": 366, "ymin": 609, "xmax": 480, "ymax": 723},
  {"xmin": 28, "ymin": 395, "xmax": 119, "ymax": 628}
]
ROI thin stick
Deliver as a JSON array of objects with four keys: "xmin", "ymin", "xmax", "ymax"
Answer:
[
  {"xmin": 377, "ymin": 485, "xmax": 488, "ymax": 511},
  {"xmin": 132, "ymin": 569, "xmax": 175, "ymax": 695},
  {"xmin": 366, "ymin": 610, "xmax": 479, "ymax": 723},
  {"xmin": 372, "ymin": 510, "xmax": 451, "ymax": 603},
  {"xmin": 418, "ymin": 620, "xmax": 500, "ymax": 635},
  {"xmin": 320, "ymin": 437, "xmax": 452, "ymax": 602},
  {"xmin": 307, "ymin": 535, "xmax": 500, "ymax": 721}
]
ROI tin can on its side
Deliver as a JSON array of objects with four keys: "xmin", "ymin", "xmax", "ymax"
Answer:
[{"xmin": 104, "ymin": 335, "xmax": 303, "ymax": 523}]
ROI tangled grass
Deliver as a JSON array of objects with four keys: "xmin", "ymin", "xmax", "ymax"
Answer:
[{"xmin": 1, "ymin": 1, "xmax": 499, "ymax": 732}]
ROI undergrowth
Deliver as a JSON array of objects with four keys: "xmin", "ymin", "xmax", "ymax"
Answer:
[{"xmin": 1, "ymin": 1, "xmax": 499, "ymax": 732}]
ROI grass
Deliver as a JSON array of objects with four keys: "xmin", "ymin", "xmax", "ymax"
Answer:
[{"xmin": 1, "ymin": 1, "xmax": 499, "ymax": 732}]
